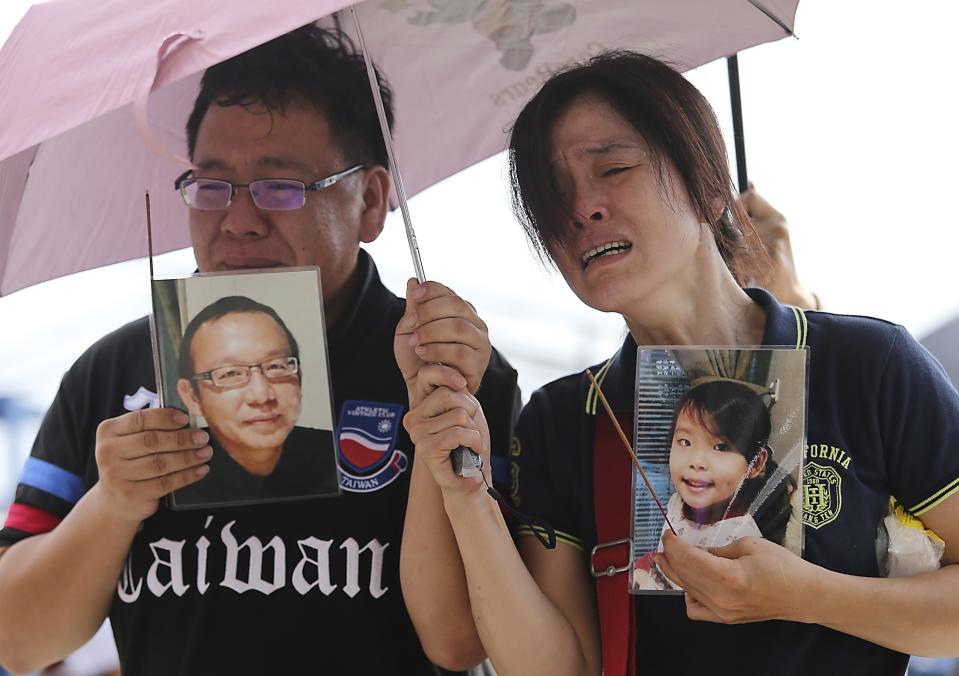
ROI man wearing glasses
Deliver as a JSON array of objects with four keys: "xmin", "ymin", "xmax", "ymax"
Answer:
[
  {"xmin": 173, "ymin": 296, "xmax": 339, "ymax": 507},
  {"xmin": 0, "ymin": 24, "xmax": 516, "ymax": 676}
]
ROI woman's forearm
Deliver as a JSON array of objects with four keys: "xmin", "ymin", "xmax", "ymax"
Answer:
[
  {"xmin": 444, "ymin": 491, "xmax": 601, "ymax": 676},
  {"xmin": 803, "ymin": 563, "xmax": 959, "ymax": 656},
  {"xmin": 399, "ymin": 458, "xmax": 486, "ymax": 670}
]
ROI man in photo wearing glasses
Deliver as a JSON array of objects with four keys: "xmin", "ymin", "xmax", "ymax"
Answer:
[
  {"xmin": 0, "ymin": 24, "xmax": 516, "ymax": 676},
  {"xmin": 173, "ymin": 295, "xmax": 339, "ymax": 507}
]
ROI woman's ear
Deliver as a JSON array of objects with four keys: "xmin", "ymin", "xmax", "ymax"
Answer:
[
  {"xmin": 701, "ymin": 192, "xmax": 729, "ymax": 226},
  {"xmin": 717, "ymin": 205, "xmax": 735, "ymax": 230},
  {"xmin": 747, "ymin": 446, "xmax": 769, "ymax": 479}
]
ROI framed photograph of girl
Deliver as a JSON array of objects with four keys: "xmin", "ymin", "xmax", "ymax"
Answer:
[
  {"xmin": 630, "ymin": 346, "xmax": 808, "ymax": 594},
  {"xmin": 151, "ymin": 266, "xmax": 341, "ymax": 510}
]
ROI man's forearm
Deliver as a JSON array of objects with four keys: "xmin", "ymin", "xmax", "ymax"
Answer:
[
  {"xmin": 0, "ymin": 483, "xmax": 139, "ymax": 673},
  {"xmin": 399, "ymin": 458, "xmax": 486, "ymax": 670},
  {"xmin": 804, "ymin": 563, "xmax": 959, "ymax": 656}
]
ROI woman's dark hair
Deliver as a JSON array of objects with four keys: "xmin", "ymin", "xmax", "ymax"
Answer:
[
  {"xmin": 508, "ymin": 50, "xmax": 767, "ymax": 285},
  {"xmin": 177, "ymin": 296, "xmax": 300, "ymax": 382},
  {"xmin": 186, "ymin": 24, "xmax": 393, "ymax": 168},
  {"xmin": 673, "ymin": 379, "xmax": 795, "ymax": 543}
]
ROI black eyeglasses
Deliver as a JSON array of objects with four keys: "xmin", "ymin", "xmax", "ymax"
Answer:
[
  {"xmin": 192, "ymin": 357, "xmax": 299, "ymax": 389},
  {"xmin": 174, "ymin": 164, "xmax": 365, "ymax": 211}
]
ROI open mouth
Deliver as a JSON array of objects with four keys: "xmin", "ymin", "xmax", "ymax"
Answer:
[
  {"xmin": 581, "ymin": 240, "xmax": 632, "ymax": 268},
  {"xmin": 682, "ymin": 478, "xmax": 714, "ymax": 491}
]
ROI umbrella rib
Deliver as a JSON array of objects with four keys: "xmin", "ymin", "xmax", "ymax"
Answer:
[{"xmin": 746, "ymin": 0, "xmax": 797, "ymax": 37}]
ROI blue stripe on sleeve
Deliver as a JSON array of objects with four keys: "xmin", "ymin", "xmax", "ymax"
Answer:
[{"xmin": 19, "ymin": 457, "xmax": 84, "ymax": 504}]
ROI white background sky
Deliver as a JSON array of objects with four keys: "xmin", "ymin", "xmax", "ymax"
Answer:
[{"xmin": 1, "ymin": 0, "xmax": 958, "ymax": 478}]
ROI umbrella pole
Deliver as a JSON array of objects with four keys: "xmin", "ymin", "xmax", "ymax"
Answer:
[
  {"xmin": 348, "ymin": 7, "xmax": 426, "ymax": 285},
  {"xmin": 727, "ymin": 54, "xmax": 748, "ymax": 194},
  {"xmin": 144, "ymin": 192, "xmax": 155, "ymax": 280},
  {"xmin": 348, "ymin": 8, "xmax": 480, "ymax": 478}
]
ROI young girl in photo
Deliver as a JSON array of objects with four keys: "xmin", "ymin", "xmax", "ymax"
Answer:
[{"xmin": 635, "ymin": 379, "xmax": 796, "ymax": 591}]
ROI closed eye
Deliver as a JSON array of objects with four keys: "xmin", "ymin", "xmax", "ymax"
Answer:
[
  {"xmin": 601, "ymin": 166, "xmax": 632, "ymax": 177},
  {"xmin": 198, "ymin": 181, "xmax": 230, "ymax": 192},
  {"xmin": 264, "ymin": 182, "xmax": 299, "ymax": 193}
]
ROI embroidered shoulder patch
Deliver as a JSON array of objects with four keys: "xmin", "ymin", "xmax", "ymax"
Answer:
[
  {"xmin": 336, "ymin": 400, "xmax": 408, "ymax": 493},
  {"xmin": 803, "ymin": 462, "xmax": 843, "ymax": 529}
]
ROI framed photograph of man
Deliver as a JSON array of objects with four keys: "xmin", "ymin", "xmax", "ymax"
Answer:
[
  {"xmin": 630, "ymin": 346, "xmax": 808, "ymax": 594},
  {"xmin": 151, "ymin": 267, "xmax": 340, "ymax": 509}
]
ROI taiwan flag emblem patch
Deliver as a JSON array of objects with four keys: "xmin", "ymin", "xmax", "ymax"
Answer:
[{"xmin": 336, "ymin": 400, "xmax": 409, "ymax": 493}]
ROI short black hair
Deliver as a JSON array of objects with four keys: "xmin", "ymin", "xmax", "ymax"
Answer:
[
  {"xmin": 178, "ymin": 296, "xmax": 300, "ymax": 381},
  {"xmin": 675, "ymin": 380, "xmax": 770, "ymax": 463},
  {"xmin": 186, "ymin": 24, "xmax": 394, "ymax": 168},
  {"xmin": 509, "ymin": 50, "xmax": 767, "ymax": 285}
]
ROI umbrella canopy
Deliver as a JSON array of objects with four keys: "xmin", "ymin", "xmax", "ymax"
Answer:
[{"xmin": 0, "ymin": 0, "xmax": 798, "ymax": 296}]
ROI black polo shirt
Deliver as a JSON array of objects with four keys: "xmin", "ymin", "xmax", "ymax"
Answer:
[
  {"xmin": 1, "ymin": 250, "xmax": 520, "ymax": 675},
  {"xmin": 171, "ymin": 426, "xmax": 340, "ymax": 509},
  {"xmin": 513, "ymin": 288, "xmax": 959, "ymax": 676}
]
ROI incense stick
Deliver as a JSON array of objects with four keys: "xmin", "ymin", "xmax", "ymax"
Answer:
[
  {"xmin": 145, "ymin": 191, "xmax": 155, "ymax": 280},
  {"xmin": 585, "ymin": 369, "xmax": 676, "ymax": 535}
]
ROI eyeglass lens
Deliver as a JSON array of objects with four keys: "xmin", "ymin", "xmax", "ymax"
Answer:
[
  {"xmin": 181, "ymin": 179, "xmax": 306, "ymax": 211},
  {"xmin": 208, "ymin": 357, "xmax": 299, "ymax": 387},
  {"xmin": 250, "ymin": 180, "xmax": 306, "ymax": 210}
]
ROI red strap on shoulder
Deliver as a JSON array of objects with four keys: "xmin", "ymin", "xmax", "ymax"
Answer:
[{"xmin": 592, "ymin": 412, "xmax": 636, "ymax": 676}]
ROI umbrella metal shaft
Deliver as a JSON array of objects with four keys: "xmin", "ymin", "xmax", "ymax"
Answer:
[
  {"xmin": 727, "ymin": 54, "xmax": 748, "ymax": 194},
  {"xmin": 349, "ymin": 6, "xmax": 426, "ymax": 284},
  {"xmin": 348, "ymin": 8, "xmax": 479, "ymax": 478}
]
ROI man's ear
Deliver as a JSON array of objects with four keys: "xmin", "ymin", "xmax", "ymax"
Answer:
[
  {"xmin": 176, "ymin": 378, "xmax": 204, "ymax": 418},
  {"xmin": 358, "ymin": 165, "xmax": 390, "ymax": 244}
]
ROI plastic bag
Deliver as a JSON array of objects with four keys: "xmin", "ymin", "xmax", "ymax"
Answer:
[{"xmin": 877, "ymin": 497, "xmax": 945, "ymax": 578}]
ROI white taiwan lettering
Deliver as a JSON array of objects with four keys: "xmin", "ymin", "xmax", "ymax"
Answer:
[
  {"xmin": 220, "ymin": 521, "xmax": 286, "ymax": 595},
  {"xmin": 146, "ymin": 538, "xmax": 190, "ymax": 597},
  {"xmin": 121, "ymin": 525, "xmax": 392, "ymax": 600},
  {"xmin": 340, "ymin": 538, "xmax": 389, "ymax": 599},
  {"xmin": 117, "ymin": 552, "xmax": 142, "ymax": 603},
  {"xmin": 196, "ymin": 515, "xmax": 214, "ymax": 594},
  {"xmin": 292, "ymin": 537, "xmax": 338, "ymax": 596}
]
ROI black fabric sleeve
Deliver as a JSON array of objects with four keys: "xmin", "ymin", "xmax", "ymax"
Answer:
[
  {"xmin": 479, "ymin": 347, "xmax": 520, "ymax": 495},
  {"xmin": 479, "ymin": 347, "xmax": 520, "ymax": 456},
  {"xmin": 511, "ymin": 384, "xmax": 584, "ymax": 549},
  {"xmin": 880, "ymin": 326, "xmax": 959, "ymax": 515},
  {"xmin": 0, "ymin": 318, "xmax": 151, "ymax": 547},
  {"xmin": 0, "ymin": 362, "xmax": 95, "ymax": 546}
]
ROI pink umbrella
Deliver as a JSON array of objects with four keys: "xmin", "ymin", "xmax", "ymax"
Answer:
[{"xmin": 0, "ymin": 0, "xmax": 799, "ymax": 295}]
